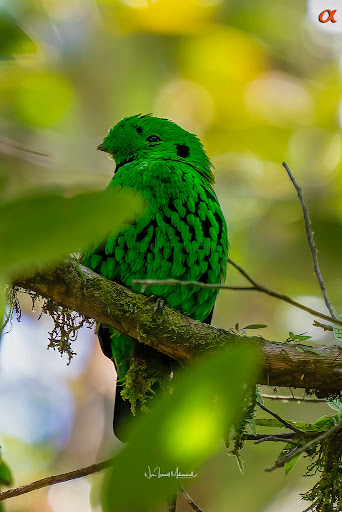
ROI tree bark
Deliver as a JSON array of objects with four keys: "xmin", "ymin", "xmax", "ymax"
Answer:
[{"xmin": 13, "ymin": 258, "xmax": 342, "ymax": 392}]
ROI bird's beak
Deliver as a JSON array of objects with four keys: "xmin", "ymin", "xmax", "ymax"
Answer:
[{"xmin": 97, "ymin": 142, "xmax": 107, "ymax": 152}]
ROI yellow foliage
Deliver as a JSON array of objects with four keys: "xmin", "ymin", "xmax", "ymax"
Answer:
[
  {"xmin": 178, "ymin": 26, "xmax": 267, "ymax": 123},
  {"xmin": 98, "ymin": 0, "xmax": 221, "ymax": 34},
  {"xmin": 14, "ymin": 72, "xmax": 74, "ymax": 128}
]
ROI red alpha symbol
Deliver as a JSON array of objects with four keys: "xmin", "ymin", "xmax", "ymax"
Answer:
[{"xmin": 318, "ymin": 9, "xmax": 337, "ymax": 22}]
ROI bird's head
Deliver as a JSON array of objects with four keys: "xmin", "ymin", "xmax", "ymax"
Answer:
[{"xmin": 97, "ymin": 114, "xmax": 214, "ymax": 184}]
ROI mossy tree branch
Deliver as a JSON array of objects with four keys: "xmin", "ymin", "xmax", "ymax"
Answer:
[{"xmin": 13, "ymin": 258, "xmax": 342, "ymax": 391}]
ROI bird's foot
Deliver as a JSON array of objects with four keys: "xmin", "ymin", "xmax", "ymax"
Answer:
[{"xmin": 145, "ymin": 294, "xmax": 165, "ymax": 312}]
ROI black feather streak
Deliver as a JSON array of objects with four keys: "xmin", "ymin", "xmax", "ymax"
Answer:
[
  {"xmin": 135, "ymin": 219, "xmax": 158, "ymax": 243},
  {"xmin": 214, "ymin": 211, "xmax": 223, "ymax": 242}
]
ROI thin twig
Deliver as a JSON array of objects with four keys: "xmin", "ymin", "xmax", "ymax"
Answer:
[
  {"xmin": 229, "ymin": 258, "xmax": 341, "ymax": 326},
  {"xmin": 132, "ymin": 258, "xmax": 342, "ymax": 327},
  {"xmin": 303, "ymin": 504, "xmax": 315, "ymax": 512},
  {"xmin": 313, "ymin": 320, "xmax": 333, "ymax": 332},
  {"xmin": 168, "ymin": 494, "xmax": 177, "ymax": 512},
  {"xmin": 179, "ymin": 485, "xmax": 205, "ymax": 512},
  {"xmin": 0, "ymin": 137, "xmax": 50, "ymax": 157},
  {"xmin": 244, "ymin": 433, "xmax": 295, "ymax": 441},
  {"xmin": 132, "ymin": 277, "xmax": 245, "ymax": 291},
  {"xmin": 261, "ymin": 394, "xmax": 325, "ymax": 403},
  {"xmin": 254, "ymin": 436, "xmax": 300, "ymax": 446},
  {"xmin": 227, "ymin": 258, "xmax": 341, "ymax": 326},
  {"xmin": 0, "ymin": 458, "xmax": 115, "ymax": 502},
  {"xmin": 283, "ymin": 162, "xmax": 336, "ymax": 320},
  {"xmin": 266, "ymin": 418, "xmax": 342, "ymax": 472},
  {"xmin": 256, "ymin": 401, "xmax": 308, "ymax": 437}
]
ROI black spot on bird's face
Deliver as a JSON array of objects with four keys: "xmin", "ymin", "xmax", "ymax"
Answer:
[
  {"xmin": 176, "ymin": 144, "xmax": 190, "ymax": 158},
  {"xmin": 136, "ymin": 126, "xmax": 143, "ymax": 135}
]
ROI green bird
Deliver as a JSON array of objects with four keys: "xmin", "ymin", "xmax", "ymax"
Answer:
[{"xmin": 82, "ymin": 114, "xmax": 228, "ymax": 441}]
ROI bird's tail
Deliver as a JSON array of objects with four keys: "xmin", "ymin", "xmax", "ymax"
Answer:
[{"xmin": 98, "ymin": 325, "xmax": 176, "ymax": 442}]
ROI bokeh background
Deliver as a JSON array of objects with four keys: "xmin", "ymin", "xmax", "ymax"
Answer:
[{"xmin": 1, "ymin": 0, "xmax": 342, "ymax": 510}]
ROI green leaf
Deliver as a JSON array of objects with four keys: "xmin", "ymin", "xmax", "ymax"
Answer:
[
  {"xmin": 0, "ymin": 188, "xmax": 143, "ymax": 277},
  {"xmin": 327, "ymin": 398, "xmax": 342, "ymax": 421},
  {"xmin": 333, "ymin": 314, "xmax": 342, "ymax": 342},
  {"xmin": 0, "ymin": 279, "xmax": 5, "ymax": 337},
  {"xmin": 248, "ymin": 418, "xmax": 257, "ymax": 435},
  {"xmin": 0, "ymin": 12, "xmax": 37, "ymax": 58},
  {"xmin": 303, "ymin": 348, "xmax": 323, "ymax": 355},
  {"xmin": 255, "ymin": 386, "xmax": 264, "ymax": 405},
  {"xmin": 296, "ymin": 335, "xmax": 312, "ymax": 341},
  {"xmin": 255, "ymin": 418, "xmax": 286, "ymax": 428},
  {"xmin": 295, "ymin": 347, "xmax": 304, "ymax": 352},
  {"xmin": 102, "ymin": 346, "xmax": 260, "ymax": 511},
  {"xmin": 288, "ymin": 331, "xmax": 312, "ymax": 342},
  {"xmin": 242, "ymin": 324, "xmax": 267, "ymax": 329},
  {"xmin": 314, "ymin": 415, "xmax": 337, "ymax": 429},
  {"xmin": 235, "ymin": 323, "xmax": 239, "ymax": 331},
  {"xmin": 284, "ymin": 451, "xmax": 303, "ymax": 476},
  {"xmin": 0, "ymin": 457, "xmax": 13, "ymax": 486},
  {"xmin": 255, "ymin": 418, "xmax": 327, "ymax": 432},
  {"xmin": 327, "ymin": 399, "xmax": 342, "ymax": 413}
]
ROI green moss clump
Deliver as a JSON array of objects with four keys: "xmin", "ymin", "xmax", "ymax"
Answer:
[{"xmin": 303, "ymin": 430, "xmax": 342, "ymax": 511}]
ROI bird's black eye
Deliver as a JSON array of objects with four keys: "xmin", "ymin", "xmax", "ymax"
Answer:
[{"xmin": 146, "ymin": 135, "xmax": 161, "ymax": 143}]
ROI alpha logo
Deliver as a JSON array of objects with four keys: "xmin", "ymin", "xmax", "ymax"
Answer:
[{"xmin": 318, "ymin": 9, "xmax": 337, "ymax": 22}]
